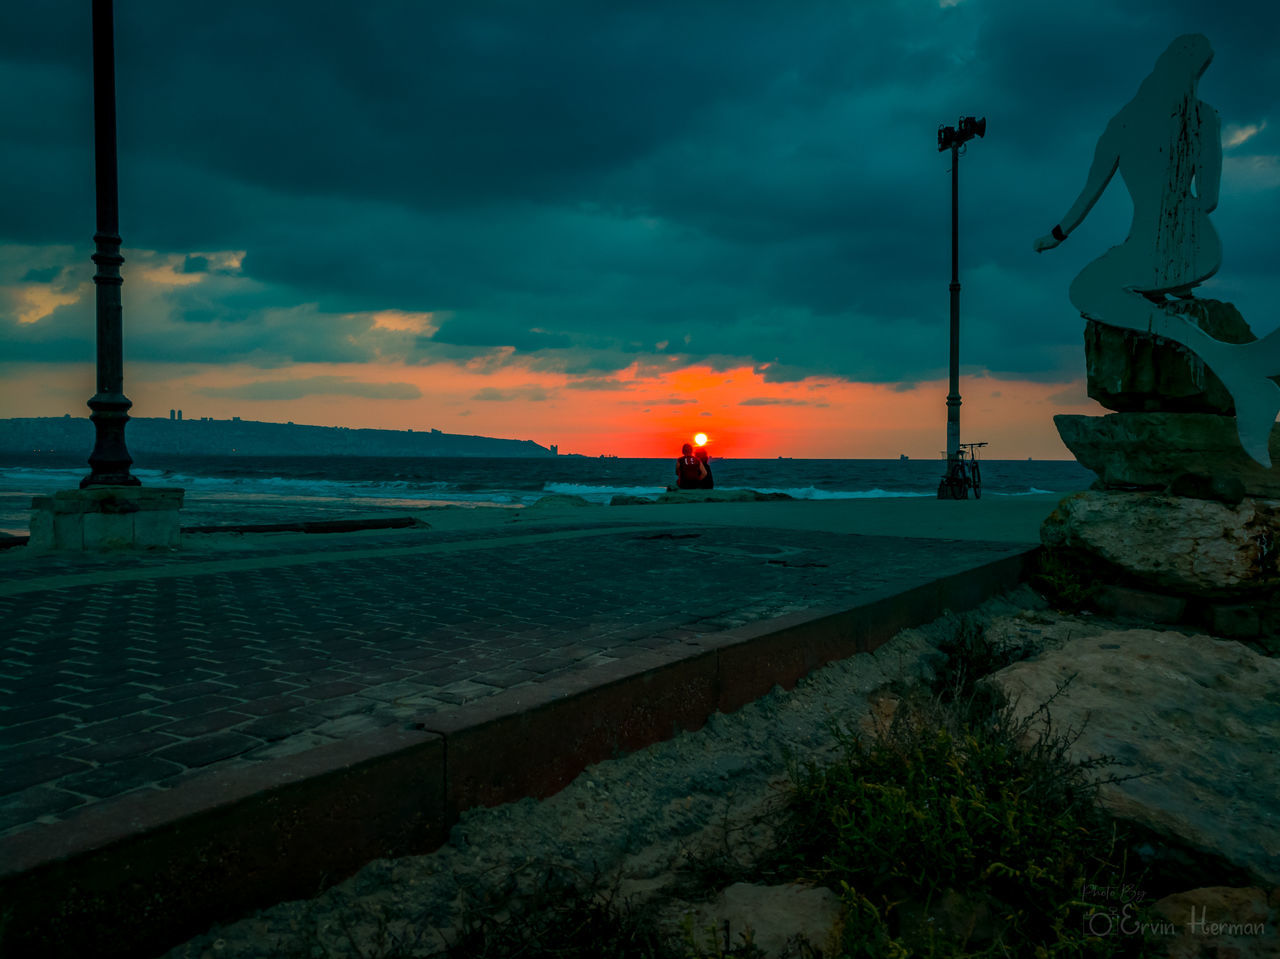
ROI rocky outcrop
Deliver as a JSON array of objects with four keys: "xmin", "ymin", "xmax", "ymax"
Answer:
[
  {"xmin": 1054, "ymin": 412, "xmax": 1280, "ymax": 497},
  {"xmin": 528, "ymin": 493, "xmax": 597, "ymax": 508},
  {"xmin": 988, "ymin": 629, "xmax": 1280, "ymax": 886},
  {"xmin": 1040, "ymin": 490, "xmax": 1280, "ymax": 597},
  {"xmin": 1147, "ymin": 886, "xmax": 1279, "ymax": 958},
  {"xmin": 1084, "ymin": 300, "xmax": 1257, "ymax": 415}
]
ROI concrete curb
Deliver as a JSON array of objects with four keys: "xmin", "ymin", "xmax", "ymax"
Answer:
[{"xmin": 0, "ymin": 547, "xmax": 1036, "ymax": 959}]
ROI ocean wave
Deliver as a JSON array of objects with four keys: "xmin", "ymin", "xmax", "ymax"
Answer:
[
  {"xmin": 543, "ymin": 482, "xmax": 665, "ymax": 503},
  {"xmin": 749, "ymin": 486, "xmax": 935, "ymax": 500}
]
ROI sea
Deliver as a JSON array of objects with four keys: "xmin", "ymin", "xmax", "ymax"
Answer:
[{"xmin": 0, "ymin": 452, "xmax": 1096, "ymax": 537}]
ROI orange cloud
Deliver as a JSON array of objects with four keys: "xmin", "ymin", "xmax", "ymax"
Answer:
[{"xmin": 2, "ymin": 359, "xmax": 1094, "ymax": 460}]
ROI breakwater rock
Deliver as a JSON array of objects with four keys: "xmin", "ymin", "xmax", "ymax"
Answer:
[{"xmin": 989, "ymin": 628, "xmax": 1280, "ymax": 886}]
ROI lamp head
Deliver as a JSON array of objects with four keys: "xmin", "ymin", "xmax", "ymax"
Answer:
[{"xmin": 938, "ymin": 116, "xmax": 986, "ymax": 151}]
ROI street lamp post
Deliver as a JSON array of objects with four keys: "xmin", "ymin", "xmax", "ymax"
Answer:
[
  {"xmin": 936, "ymin": 115, "xmax": 985, "ymax": 499},
  {"xmin": 82, "ymin": 0, "xmax": 138, "ymax": 488}
]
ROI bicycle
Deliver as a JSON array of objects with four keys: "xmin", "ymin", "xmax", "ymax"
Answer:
[{"xmin": 937, "ymin": 442, "xmax": 986, "ymax": 499}]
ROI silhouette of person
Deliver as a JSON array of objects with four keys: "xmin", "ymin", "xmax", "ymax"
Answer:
[
  {"xmin": 694, "ymin": 447, "xmax": 714, "ymax": 489},
  {"xmin": 1034, "ymin": 33, "xmax": 1280, "ymax": 466},
  {"xmin": 675, "ymin": 443, "xmax": 706, "ymax": 489}
]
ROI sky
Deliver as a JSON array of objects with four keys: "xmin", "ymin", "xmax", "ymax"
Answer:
[{"xmin": 1, "ymin": 1, "xmax": 1277, "ymax": 459}]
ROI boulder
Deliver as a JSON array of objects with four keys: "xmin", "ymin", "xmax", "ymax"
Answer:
[
  {"xmin": 988, "ymin": 629, "xmax": 1280, "ymax": 886},
  {"xmin": 1084, "ymin": 300, "xmax": 1256, "ymax": 415},
  {"xmin": 1054, "ymin": 412, "xmax": 1280, "ymax": 498},
  {"xmin": 1146, "ymin": 886, "xmax": 1279, "ymax": 959},
  {"xmin": 527, "ymin": 494, "xmax": 596, "ymax": 508},
  {"xmin": 664, "ymin": 882, "xmax": 843, "ymax": 957},
  {"xmin": 1040, "ymin": 490, "xmax": 1280, "ymax": 597}
]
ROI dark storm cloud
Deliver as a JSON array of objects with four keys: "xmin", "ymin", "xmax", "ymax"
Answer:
[
  {"xmin": 3, "ymin": 0, "xmax": 1278, "ymax": 384},
  {"xmin": 20, "ymin": 266, "xmax": 63, "ymax": 283}
]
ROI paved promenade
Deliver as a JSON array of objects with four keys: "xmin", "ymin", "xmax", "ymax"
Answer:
[
  {"xmin": 0, "ymin": 501, "xmax": 1038, "ymax": 838},
  {"xmin": 0, "ymin": 495, "xmax": 1054, "ymax": 958}
]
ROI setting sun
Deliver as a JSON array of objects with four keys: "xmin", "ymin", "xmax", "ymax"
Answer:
[{"xmin": 694, "ymin": 433, "xmax": 708, "ymax": 446}]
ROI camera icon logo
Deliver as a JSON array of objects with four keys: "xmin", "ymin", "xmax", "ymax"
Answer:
[{"xmin": 1083, "ymin": 910, "xmax": 1117, "ymax": 937}]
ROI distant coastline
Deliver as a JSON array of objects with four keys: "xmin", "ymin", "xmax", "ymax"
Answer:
[{"xmin": 0, "ymin": 416, "xmax": 557, "ymax": 458}]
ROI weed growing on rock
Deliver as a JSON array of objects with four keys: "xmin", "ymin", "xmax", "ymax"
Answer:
[
  {"xmin": 1031, "ymin": 548, "xmax": 1101, "ymax": 611},
  {"xmin": 777, "ymin": 681, "xmax": 1140, "ymax": 957},
  {"xmin": 929, "ymin": 612, "xmax": 1039, "ymax": 704}
]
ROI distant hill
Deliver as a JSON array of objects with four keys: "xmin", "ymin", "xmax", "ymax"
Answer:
[{"xmin": 0, "ymin": 417, "xmax": 557, "ymax": 458}]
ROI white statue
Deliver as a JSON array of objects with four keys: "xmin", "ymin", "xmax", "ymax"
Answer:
[{"xmin": 1035, "ymin": 34, "xmax": 1280, "ymax": 467}]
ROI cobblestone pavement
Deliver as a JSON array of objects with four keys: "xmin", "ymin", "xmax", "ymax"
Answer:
[{"xmin": 0, "ymin": 518, "xmax": 1028, "ymax": 838}]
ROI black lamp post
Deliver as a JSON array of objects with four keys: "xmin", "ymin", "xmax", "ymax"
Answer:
[
  {"xmin": 937, "ymin": 115, "xmax": 985, "ymax": 496},
  {"xmin": 82, "ymin": 0, "xmax": 138, "ymax": 488}
]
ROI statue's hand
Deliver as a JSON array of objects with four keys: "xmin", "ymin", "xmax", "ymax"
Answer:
[{"xmin": 1033, "ymin": 233, "xmax": 1061, "ymax": 253}]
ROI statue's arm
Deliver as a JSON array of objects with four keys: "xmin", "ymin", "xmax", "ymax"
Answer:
[
  {"xmin": 1199, "ymin": 106, "xmax": 1221, "ymax": 213},
  {"xmin": 1034, "ymin": 120, "xmax": 1120, "ymax": 252}
]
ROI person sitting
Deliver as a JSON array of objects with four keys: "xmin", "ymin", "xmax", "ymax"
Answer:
[
  {"xmin": 675, "ymin": 443, "xmax": 707, "ymax": 489},
  {"xmin": 694, "ymin": 446, "xmax": 714, "ymax": 489}
]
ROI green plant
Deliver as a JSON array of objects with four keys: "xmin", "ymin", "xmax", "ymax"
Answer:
[
  {"xmin": 930, "ymin": 613, "xmax": 1036, "ymax": 704},
  {"xmin": 778, "ymin": 685, "xmax": 1142, "ymax": 957},
  {"xmin": 1030, "ymin": 549, "xmax": 1100, "ymax": 611}
]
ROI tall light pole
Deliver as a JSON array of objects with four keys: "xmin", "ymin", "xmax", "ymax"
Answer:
[
  {"xmin": 937, "ymin": 115, "xmax": 985, "ymax": 497},
  {"xmin": 82, "ymin": 0, "xmax": 138, "ymax": 488}
]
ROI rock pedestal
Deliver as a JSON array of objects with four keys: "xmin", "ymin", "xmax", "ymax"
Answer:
[
  {"xmin": 1055, "ymin": 412, "xmax": 1280, "ymax": 497},
  {"xmin": 1040, "ymin": 490, "xmax": 1280, "ymax": 637},
  {"xmin": 1083, "ymin": 300, "xmax": 1258, "ymax": 415},
  {"xmin": 1042, "ymin": 491, "xmax": 1280, "ymax": 597},
  {"xmin": 29, "ymin": 487, "xmax": 184, "ymax": 551}
]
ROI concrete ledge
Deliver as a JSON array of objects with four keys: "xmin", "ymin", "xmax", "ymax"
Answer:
[
  {"xmin": 28, "ymin": 487, "xmax": 184, "ymax": 551},
  {"xmin": 0, "ymin": 547, "xmax": 1034, "ymax": 959},
  {"xmin": 0, "ymin": 729, "xmax": 447, "ymax": 959},
  {"xmin": 425, "ymin": 647, "xmax": 722, "ymax": 812}
]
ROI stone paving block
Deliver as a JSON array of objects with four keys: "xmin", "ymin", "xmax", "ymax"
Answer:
[
  {"xmin": 0, "ymin": 697, "xmax": 76, "ymax": 725},
  {"xmin": 239, "ymin": 712, "xmax": 316, "ymax": 742},
  {"xmin": 65, "ymin": 732, "xmax": 182, "ymax": 764},
  {"xmin": 232, "ymin": 693, "xmax": 309, "ymax": 717},
  {"xmin": 156, "ymin": 709, "xmax": 253, "ymax": 738},
  {"xmin": 73, "ymin": 711, "xmax": 170, "ymax": 744},
  {"xmin": 295, "ymin": 697, "xmax": 374, "ymax": 721},
  {"xmin": 310, "ymin": 714, "xmax": 384, "ymax": 739},
  {"xmin": 433, "ymin": 680, "xmax": 503, "ymax": 706},
  {"xmin": 473, "ymin": 667, "xmax": 541, "ymax": 688},
  {"xmin": 0, "ymin": 755, "xmax": 94, "ymax": 795},
  {"xmin": 152, "ymin": 694, "xmax": 244, "ymax": 721},
  {"xmin": 75, "ymin": 696, "xmax": 157, "ymax": 725},
  {"xmin": 60, "ymin": 755, "xmax": 186, "ymax": 798},
  {"xmin": 150, "ymin": 680, "xmax": 236, "ymax": 703},
  {"xmin": 0, "ymin": 784, "xmax": 84, "ymax": 832},
  {"xmin": 153, "ymin": 732, "xmax": 263, "ymax": 770},
  {"xmin": 57, "ymin": 682, "xmax": 159, "ymax": 709},
  {"xmin": 0, "ymin": 715, "xmax": 80, "ymax": 748},
  {"xmin": 296, "ymin": 680, "xmax": 365, "ymax": 701}
]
